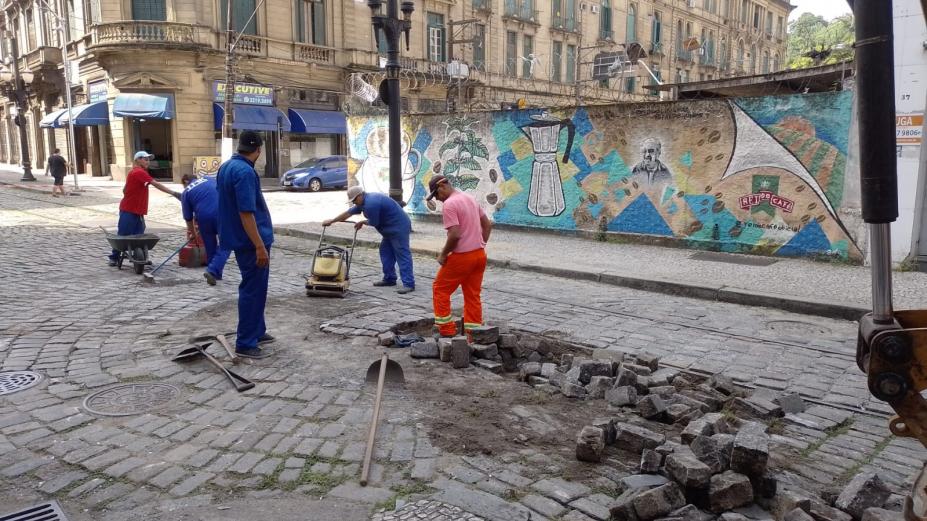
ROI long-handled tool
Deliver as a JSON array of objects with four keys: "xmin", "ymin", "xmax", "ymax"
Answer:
[
  {"xmin": 171, "ymin": 342, "xmax": 254, "ymax": 392},
  {"xmin": 215, "ymin": 334, "xmax": 240, "ymax": 364},
  {"xmin": 360, "ymin": 352, "xmax": 404, "ymax": 486},
  {"xmin": 143, "ymin": 237, "xmax": 194, "ymax": 283}
]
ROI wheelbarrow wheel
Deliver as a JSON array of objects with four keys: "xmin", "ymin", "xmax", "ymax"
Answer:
[{"xmin": 134, "ymin": 261, "xmax": 145, "ymax": 275}]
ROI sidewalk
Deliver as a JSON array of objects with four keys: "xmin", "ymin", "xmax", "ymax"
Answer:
[
  {"xmin": 277, "ymin": 221, "xmax": 927, "ymax": 321},
  {"xmin": 4, "ymin": 167, "xmax": 926, "ymax": 320}
]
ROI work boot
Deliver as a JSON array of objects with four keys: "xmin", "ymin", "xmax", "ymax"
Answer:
[
  {"xmin": 107, "ymin": 258, "xmax": 118, "ymax": 267},
  {"xmin": 204, "ymin": 271, "xmax": 217, "ymax": 286},
  {"xmin": 258, "ymin": 333, "xmax": 276, "ymax": 345},
  {"xmin": 373, "ymin": 280, "xmax": 396, "ymax": 287},
  {"xmin": 397, "ymin": 286, "xmax": 415, "ymax": 294}
]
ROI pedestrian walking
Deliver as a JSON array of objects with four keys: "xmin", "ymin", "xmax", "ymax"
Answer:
[
  {"xmin": 47, "ymin": 149, "xmax": 68, "ymax": 197},
  {"xmin": 323, "ymin": 186, "xmax": 415, "ymax": 294},
  {"xmin": 180, "ymin": 174, "xmax": 231, "ymax": 286},
  {"xmin": 107, "ymin": 151, "xmax": 179, "ymax": 266},
  {"xmin": 426, "ymin": 175, "xmax": 493, "ymax": 338},
  {"xmin": 216, "ymin": 131, "xmax": 275, "ymax": 359}
]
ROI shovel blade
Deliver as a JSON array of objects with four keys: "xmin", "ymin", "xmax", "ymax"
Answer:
[
  {"xmin": 365, "ymin": 358, "xmax": 405, "ymax": 386},
  {"xmin": 171, "ymin": 342, "xmax": 211, "ymax": 362}
]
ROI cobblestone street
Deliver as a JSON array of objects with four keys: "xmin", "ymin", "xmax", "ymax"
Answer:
[{"xmin": 1, "ymin": 185, "xmax": 923, "ymax": 520}]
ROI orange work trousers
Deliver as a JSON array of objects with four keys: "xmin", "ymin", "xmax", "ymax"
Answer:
[{"xmin": 432, "ymin": 248, "xmax": 487, "ymax": 337}]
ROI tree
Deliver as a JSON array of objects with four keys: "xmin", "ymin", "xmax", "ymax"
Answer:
[{"xmin": 787, "ymin": 12, "xmax": 854, "ymax": 69}]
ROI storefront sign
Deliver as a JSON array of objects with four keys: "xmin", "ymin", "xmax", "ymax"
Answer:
[
  {"xmin": 213, "ymin": 81, "xmax": 274, "ymax": 106},
  {"xmin": 88, "ymin": 81, "xmax": 108, "ymax": 103},
  {"xmin": 897, "ymin": 113, "xmax": 923, "ymax": 145}
]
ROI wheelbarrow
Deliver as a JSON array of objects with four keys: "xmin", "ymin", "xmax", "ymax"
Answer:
[{"xmin": 104, "ymin": 230, "xmax": 160, "ymax": 275}]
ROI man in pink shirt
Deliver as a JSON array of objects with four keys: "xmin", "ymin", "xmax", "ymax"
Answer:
[{"xmin": 426, "ymin": 175, "xmax": 493, "ymax": 337}]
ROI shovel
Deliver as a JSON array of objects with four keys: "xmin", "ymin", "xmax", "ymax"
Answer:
[
  {"xmin": 360, "ymin": 352, "xmax": 404, "ymax": 486},
  {"xmin": 142, "ymin": 237, "xmax": 194, "ymax": 283},
  {"xmin": 171, "ymin": 342, "xmax": 255, "ymax": 392}
]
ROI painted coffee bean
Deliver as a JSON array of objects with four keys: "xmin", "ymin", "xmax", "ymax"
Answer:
[
  {"xmin": 426, "ymin": 200, "xmax": 437, "ymax": 211},
  {"xmin": 801, "ymin": 215, "xmax": 811, "ymax": 224},
  {"xmin": 698, "ymin": 140, "xmax": 706, "ymax": 147},
  {"xmin": 489, "ymin": 169, "xmax": 498, "ymax": 182},
  {"xmin": 708, "ymin": 130, "xmax": 721, "ymax": 143},
  {"xmin": 705, "ymin": 185, "xmax": 712, "ymax": 193},
  {"xmin": 816, "ymin": 215, "xmax": 826, "ymax": 223},
  {"xmin": 712, "ymin": 201, "xmax": 725, "ymax": 213},
  {"xmin": 486, "ymin": 193, "xmax": 498, "ymax": 204},
  {"xmin": 705, "ymin": 155, "xmax": 714, "ymax": 163},
  {"xmin": 676, "ymin": 191, "xmax": 686, "ymax": 198},
  {"xmin": 796, "ymin": 185, "xmax": 805, "ymax": 192},
  {"xmin": 588, "ymin": 193, "xmax": 599, "ymax": 204},
  {"xmin": 807, "ymin": 202, "xmax": 817, "ymax": 210},
  {"xmin": 714, "ymin": 153, "xmax": 725, "ymax": 160},
  {"xmin": 632, "ymin": 181, "xmax": 639, "ymax": 189},
  {"xmin": 715, "ymin": 192, "xmax": 724, "ymax": 199},
  {"xmin": 433, "ymin": 161, "xmax": 442, "ymax": 173},
  {"xmin": 700, "ymin": 127, "xmax": 708, "ymax": 134},
  {"xmin": 730, "ymin": 226, "xmax": 743, "ymax": 238},
  {"xmin": 624, "ymin": 189, "xmax": 632, "ymax": 197}
]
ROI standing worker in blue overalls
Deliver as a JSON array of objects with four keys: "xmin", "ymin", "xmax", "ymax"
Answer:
[
  {"xmin": 216, "ymin": 131, "xmax": 275, "ymax": 359},
  {"xmin": 323, "ymin": 186, "xmax": 415, "ymax": 294},
  {"xmin": 180, "ymin": 174, "xmax": 230, "ymax": 286}
]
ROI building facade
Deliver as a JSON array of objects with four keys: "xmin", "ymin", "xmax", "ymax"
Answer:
[{"xmin": 0, "ymin": 0, "xmax": 790, "ymax": 181}]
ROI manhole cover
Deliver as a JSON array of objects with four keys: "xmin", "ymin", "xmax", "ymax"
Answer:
[
  {"xmin": 0, "ymin": 371, "xmax": 43, "ymax": 396},
  {"xmin": 765, "ymin": 319, "xmax": 831, "ymax": 336},
  {"xmin": 82, "ymin": 383, "xmax": 180, "ymax": 416}
]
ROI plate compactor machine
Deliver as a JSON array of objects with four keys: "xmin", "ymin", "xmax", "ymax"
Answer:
[
  {"xmin": 306, "ymin": 224, "xmax": 359, "ymax": 297},
  {"xmin": 852, "ymin": 1, "xmax": 927, "ymax": 520}
]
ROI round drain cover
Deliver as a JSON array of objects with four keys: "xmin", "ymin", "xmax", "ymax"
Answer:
[
  {"xmin": 765, "ymin": 319, "xmax": 831, "ymax": 336},
  {"xmin": 0, "ymin": 371, "xmax": 43, "ymax": 396},
  {"xmin": 82, "ymin": 383, "xmax": 180, "ymax": 416}
]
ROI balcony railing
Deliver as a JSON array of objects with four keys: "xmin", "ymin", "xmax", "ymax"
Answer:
[
  {"xmin": 676, "ymin": 48, "xmax": 692, "ymax": 62},
  {"xmin": 236, "ymin": 34, "xmax": 264, "ymax": 56},
  {"xmin": 90, "ymin": 21, "xmax": 205, "ymax": 48},
  {"xmin": 473, "ymin": 0, "xmax": 493, "ymax": 11},
  {"xmin": 552, "ymin": 13, "xmax": 577, "ymax": 31},
  {"xmin": 294, "ymin": 42, "xmax": 335, "ymax": 65},
  {"xmin": 598, "ymin": 29, "xmax": 614, "ymax": 41},
  {"xmin": 20, "ymin": 46, "xmax": 62, "ymax": 72},
  {"xmin": 650, "ymin": 41, "xmax": 664, "ymax": 55},
  {"xmin": 503, "ymin": 0, "xmax": 540, "ymax": 23}
]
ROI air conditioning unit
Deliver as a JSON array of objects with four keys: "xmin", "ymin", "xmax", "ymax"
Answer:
[{"xmin": 591, "ymin": 4, "xmax": 599, "ymax": 13}]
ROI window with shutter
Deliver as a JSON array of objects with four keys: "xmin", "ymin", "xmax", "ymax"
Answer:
[{"xmin": 133, "ymin": 0, "xmax": 167, "ymax": 21}]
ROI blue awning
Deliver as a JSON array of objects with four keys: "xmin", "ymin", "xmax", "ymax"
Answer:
[
  {"xmin": 58, "ymin": 101, "xmax": 109, "ymax": 127},
  {"xmin": 39, "ymin": 108, "xmax": 68, "ymax": 128},
  {"xmin": 288, "ymin": 109, "xmax": 346, "ymax": 134},
  {"xmin": 113, "ymin": 93, "xmax": 175, "ymax": 120},
  {"xmin": 212, "ymin": 103, "xmax": 291, "ymax": 132}
]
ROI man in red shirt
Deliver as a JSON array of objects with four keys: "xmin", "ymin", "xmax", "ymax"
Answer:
[{"xmin": 108, "ymin": 151, "xmax": 179, "ymax": 266}]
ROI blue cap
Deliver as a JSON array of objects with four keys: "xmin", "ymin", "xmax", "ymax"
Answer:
[{"xmin": 134, "ymin": 151, "xmax": 154, "ymax": 161}]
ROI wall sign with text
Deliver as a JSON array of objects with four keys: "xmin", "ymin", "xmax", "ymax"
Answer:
[
  {"xmin": 88, "ymin": 81, "xmax": 108, "ymax": 103},
  {"xmin": 897, "ymin": 113, "xmax": 924, "ymax": 145},
  {"xmin": 212, "ymin": 81, "xmax": 274, "ymax": 106}
]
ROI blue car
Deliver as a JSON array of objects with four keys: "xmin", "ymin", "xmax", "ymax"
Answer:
[{"xmin": 280, "ymin": 156, "xmax": 348, "ymax": 192}]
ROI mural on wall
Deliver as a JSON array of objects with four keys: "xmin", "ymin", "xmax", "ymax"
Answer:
[
  {"xmin": 346, "ymin": 91, "xmax": 859, "ymax": 260},
  {"xmin": 194, "ymin": 156, "xmax": 221, "ymax": 177},
  {"xmin": 350, "ymin": 124, "xmax": 421, "ymax": 204}
]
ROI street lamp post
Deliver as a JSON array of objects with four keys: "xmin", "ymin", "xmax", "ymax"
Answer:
[
  {"xmin": 368, "ymin": 0, "xmax": 414, "ymax": 204},
  {"xmin": 3, "ymin": 31, "xmax": 35, "ymax": 182}
]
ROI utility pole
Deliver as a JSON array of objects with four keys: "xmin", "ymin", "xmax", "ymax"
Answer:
[
  {"xmin": 369, "ymin": 0, "xmax": 414, "ymax": 204},
  {"xmin": 222, "ymin": 0, "xmax": 235, "ymax": 160},
  {"xmin": 5, "ymin": 30, "xmax": 34, "ymax": 182}
]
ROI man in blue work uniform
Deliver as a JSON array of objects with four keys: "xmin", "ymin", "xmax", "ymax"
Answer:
[
  {"xmin": 323, "ymin": 186, "xmax": 414, "ymax": 294},
  {"xmin": 216, "ymin": 131, "xmax": 275, "ymax": 359},
  {"xmin": 181, "ymin": 173, "xmax": 230, "ymax": 285}
]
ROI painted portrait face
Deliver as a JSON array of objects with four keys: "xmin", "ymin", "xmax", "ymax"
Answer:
[{"xmin": 641, "ymin": 138, "xmax": 662, "ymax": 169}]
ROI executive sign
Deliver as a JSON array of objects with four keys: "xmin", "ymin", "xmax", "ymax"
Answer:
[{"xmin": 212, "ymin": 81, "xmax": 274, "ymax": 106}]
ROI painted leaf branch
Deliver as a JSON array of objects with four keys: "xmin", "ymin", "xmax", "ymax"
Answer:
[{"xmin": 441, "ymin": 116, "xmax": 488, "ymax": 190}]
